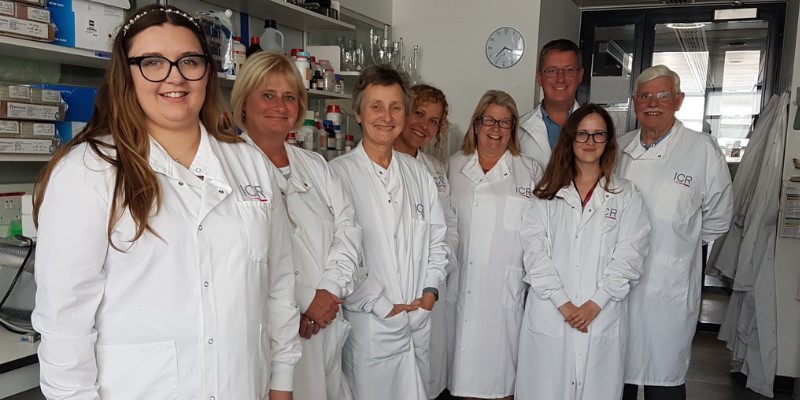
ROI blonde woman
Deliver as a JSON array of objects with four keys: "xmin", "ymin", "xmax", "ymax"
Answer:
[
  {"xmin": 448, "ymin": 90, "xmax": 542, "ymax": 400},
  {"xmin": 231, "ymin": 51, "xmax": 361, "ymax": 400}
]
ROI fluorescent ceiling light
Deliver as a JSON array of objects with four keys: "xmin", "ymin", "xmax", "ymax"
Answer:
[{"xmin": 666, "ymin": 23, "xmax": 707, "ymax": 30}]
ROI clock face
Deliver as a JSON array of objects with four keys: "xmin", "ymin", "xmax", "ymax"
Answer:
[{"xmin": 486, "ymin": 27, "xmax": 524, "ymax": 69}]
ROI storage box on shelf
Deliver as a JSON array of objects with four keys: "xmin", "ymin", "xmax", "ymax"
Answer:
[{"xmin": 47, "ymin": 0, "xmax": 128, "ymax": 53}]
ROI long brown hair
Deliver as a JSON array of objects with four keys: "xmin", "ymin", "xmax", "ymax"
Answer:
[
  {"xmin": 533, "ymin": 104, "xmax": 618, "ymax": 200},
  {"xmin": 460, "ymin": 90, "xmax": 521, "ymax": 156},
  {"xmin": 32, "ymin": 4, "xmax": 237, "ymax": 246}
]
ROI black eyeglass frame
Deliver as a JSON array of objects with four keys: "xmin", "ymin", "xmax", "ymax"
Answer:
[
  {"xmin": 127, "ymin": 54, "xmax": 211, "ymax": 83},
  {"xmin": 574, "ymin": 131, "xmax": 609, "ymax": 143},
  {"xmin": 475, "ymin": 116, "xmax": 516, "ymax": 130}
]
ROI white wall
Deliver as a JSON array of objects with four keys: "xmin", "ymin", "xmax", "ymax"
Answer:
[
  {"xmin": 391, "ymin": 0, "xmax": 541, "ymax": 154},
  {"xmin": 775, "ymin": 0, "xmax": 800, "ymax": 377},
  {"xmin": 340, "ymin": 0, "xmax": 392, "ymax": 25},
  {"xmin": 535, "ymin": 0, "xmax": 580, "ymax": 104}
]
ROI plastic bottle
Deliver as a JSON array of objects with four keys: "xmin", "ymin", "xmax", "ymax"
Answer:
[
  {"xmin": 301, "ymin": 118, "xmax": 317, "ymax": 151},
  {"xmin": 326, "ymin": 104, "xmax": 342, "ymax": 127},
  {"xmin": 232, "ymin": 36, "xmax": 246, "ymax": 76},
  {"xmin": 317, "ymin": 120, "xmax": 327, "ymax": 150},
  {"xmin": 334, "ymin": 74, "xmax": 343, "ymax": 93},
  {"xmin": 246, "ymin": 36, "xmax": 262, "ymax": 58},
  {"xmin": 286, "ymin": 132, "xmax": 298, "ymax": 146},
  {"xmin": 260, "ymin": 19, "xmax": 285, "ymax": 54},
  {"xmin": 334, "ymin": 125, "xmax": 343, "ymax": 150},
  {"xmin": 344, "ymin": 134, "xmax": 355, "ymax": 152},
  {"xmin": 294, "ymin": 55, "xmax": 311, "ymax": 89},
  {"xmin": 313, "ymin": 70, "xmax": 324, "ymax": 90}
]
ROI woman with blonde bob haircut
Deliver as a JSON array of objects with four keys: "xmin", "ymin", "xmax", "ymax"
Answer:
[
  {"xmin": 231, "ymin": 51, "xmax": 362, "ymax": 400},
  {"xmin": 31, "ymin": 4, "xmax": 300, "ymax": 399},
  {"xmin": 447, "ymin": 90, "xmax": 542, "ymax": 399}
]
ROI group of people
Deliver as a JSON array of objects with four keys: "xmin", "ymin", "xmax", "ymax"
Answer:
[{"xmin": 29, "ymin": 4, "xmax": 733, "ymax": 400}]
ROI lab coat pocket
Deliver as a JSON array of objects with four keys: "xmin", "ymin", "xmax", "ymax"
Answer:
[
  {"xmin": 644, "ymin": 255, "xmax": 690, "ymax": 303},
  {"xmin": 411, "ymin": 219, "xmax": 428, "ymax": 258},
  {"xmin": 524, "ymin": 297, "xmax": 564, "ymax": 338},
  {"xmin": 590, "ymin": 301, "xmax": 622, "ymax": 339},
  {"xmin": 502, "ymin": 265, "xmax": 526, "ymax": 308},
  {"xmin": 323, "ymin": 318, "xmax": 351, "ymax": 375},
  {"xmin": 236, "ymin": 201, "xmax": 271, "ymax": 261},
  {"xmin": 368, "ymin": 312, "xmax": 411, "ymax": 360},
  {"xmin": 259, "ymin": 323, "xmax": 272, "ymax": 399},
  {"xmin": 600, "ymin": 218, "xmax": 620, "ymax": 253},
  {"xmin": 654, "ymin": 184, "xmax": 699, "ymax": 228},
  {"xmin": 96, "ymin": 340, "xmax": 180, "ymax": 400},
  {"xmin": 503, "ymin": 196, "xmax": 531, "ymax": 231}
]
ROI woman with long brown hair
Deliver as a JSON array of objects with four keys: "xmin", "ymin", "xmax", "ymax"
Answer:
[
  {"xmin": 31, "ymin": 5, "xmax": 299, "ymax": 399},
  {"xmin": 516, "ymin": 104, "xmax": 650, "ymax": 400}
]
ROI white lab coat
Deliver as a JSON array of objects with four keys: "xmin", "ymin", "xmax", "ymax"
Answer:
[
  {"xmin": 519, "ymin": 101, "xmax": 580, "ymax": 167},
  {"xmin": 617, "ymin": 120, "xmax": 733, "ymax": 386},
  {"xmin": 244, "ymin": 137, "xmax": 362, "ymax": 400},
  {"xmin": 447, "ymin": 150, "xmax": 542, "ymax": 398},
  {"xmin": 32, "ymin": 124, "xmax": 301, "ymax": 400},
  {"xmin": 329, "ymin": 143, "xmax": 448, "ymax": 400},
  {"xmin": 415, "ymin": 151, "xmax": 459, "ymax": 398},
  {"xmin": 707, "ymin": 93, "xmax": 789, "ymax": 397},
  {"xmin": 516, "ymin": 177, "xmax": 650, "ymax": 400}
]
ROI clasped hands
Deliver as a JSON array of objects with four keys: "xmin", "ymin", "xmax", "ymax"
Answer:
[
  {"xmin": 299, "ymin": 289, "xmax": 343, "ymax": 339},
  {"xmin": 385, "ymin": 292, "xmax": 436, "ymax": 318},
  {"xmin": 558, "ymin": 300, "xmax": 601, "ymax": 333}
]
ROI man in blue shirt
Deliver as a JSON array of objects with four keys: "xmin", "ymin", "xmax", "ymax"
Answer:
[{"xmin": 519, "ymin": 39, "xmax": 583, "ymax": 167}]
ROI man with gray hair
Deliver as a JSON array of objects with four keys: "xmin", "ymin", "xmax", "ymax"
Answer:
[{"xmin": 617, "ymin": 65, "xmax": 732, "ymax": 399}]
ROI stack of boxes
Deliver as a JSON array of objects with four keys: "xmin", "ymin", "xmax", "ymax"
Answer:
[
  {"xmin": 0, "ymin": 84, "xmax": 63, "ymax": 154},
  {"xmin": 0, "ymin": 0, "xmax": 55, "ymax": 43},
  {"xmin": 47, "ymin": 0, "xmax": 129, "ymax": 54}
]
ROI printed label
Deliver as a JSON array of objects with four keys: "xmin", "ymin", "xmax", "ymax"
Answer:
[
  {"xmin": 7, "ymin": 102, "xmax": 60, "ymax": 120},
  {"xmin": 0, "ymin": 120, "xmax": 19, "ymax": 134},
  {"xmin": 0, "ymin": 16, "xmax": 48, "ymax": 39},
  {"xmin": 32, "ymin": 123, "xmax": 54, "ymax": 136},
  {"xmin": 0, "ymin": 138, "xmax": 53, "ymax": 153},
  {"xmin": 26, "ymin": 7, "xmax": 50, "ymax": 23},
  {"xmin": 0, "ymin": 1, "xmax": 14, "ymax": 17},
  {"xmin": 8, "ymin": 86, "xmax": 30, "ymax": 100},
  {"xmin": 40, "ymin": 89, "xmax": 61, "ymax": 103}
]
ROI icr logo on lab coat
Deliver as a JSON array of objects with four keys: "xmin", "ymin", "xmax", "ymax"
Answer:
[
  {"xmin": 239, "ymin": 184, "xmax": 270, "ymax": 202},
  {"xmin": 673, "ymin": 172, "xmax": 693, "ymax": 188},
  {"xmin": 515, "ymin": 186, "xmax": 533, "ymax": 199}
]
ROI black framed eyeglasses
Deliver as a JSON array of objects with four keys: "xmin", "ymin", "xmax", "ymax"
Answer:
[
  {"xmin": 476, "ymin": 116, "xmax": 515, "ymax": 129},
  {"xmin": 128, "ymin": 54, "xmax": 210, "ymax": 82},
  {"xmin": 540, "ymin": 65, "xmax": 581, "ymax": 78},
  {"xmin": 575, "ymin": 130, "xmax": 608, "ymax": 143}
]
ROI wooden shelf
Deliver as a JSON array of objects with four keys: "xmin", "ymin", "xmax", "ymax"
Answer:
[
  {"xmin": 204, "ymin": 0, "xmax": 355, "ymax": 31},
  {"xmin": 0, "ymin": 153, "xmax": 52, "ymax": 162},
  {"xmin": 0, "ymin": 35, "xmax": 108, "ymax": 70}
]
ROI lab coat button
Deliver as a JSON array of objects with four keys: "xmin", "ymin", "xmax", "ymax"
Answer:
[
  {"xmin": 195, "ymin": 168, "xmax": 202, "ymax": 173},
  {"xmin": 461, "ymin": 348, "xmax": 466, "ymax": 352},
  {"xmin": 208, "ymin": 339, "xmax": 214, "ymax": 344},
  {"xmin": 178, "ymin": 181, "xmax": 184, "ymax": 186},
  {"xmin": 295, "ymin": 271, "xmax": 299, "ymax": 275},
  {"xmin": 203, "ymin": 282, "xmax": 209, "ymax": 287},
  {"xmin": 210, "ymin": 397, "xmax": 215, "ymax": 400},
  {"xmin": 467, "ymin": 290, "xmax": 472, "ymax": 294},
  {"xmin": 218, "ymin": 189, "xmax": 224, "ymax": 194},
  {"xmin": 474, "ymin": 202, "xmax": 478, "ymax": 207},
  {"xmin": 574, "ymin": 234, "xmax": 578, "ymax": 238},
  {"xmin": 574, "ymin": 265, "xmax": 579, "ymax": 269},
  {"xmin": 198, "ymin": 225, "xmax": 203, "ymax": 231},
  {"xmin": 394, "ymin": 201, "xmax": 398, "ymax": 205}
]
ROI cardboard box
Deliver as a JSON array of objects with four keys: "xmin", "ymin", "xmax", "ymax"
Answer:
[
  {"xmin": 0, "ymin": 14, "xmax": 55, "ymax": 42},
  {"xmin": 0, "ymin": 137, "xmax": 56, "ymax": 154},
  {"xmin": 48, "ymin": 0, "xmax": 129, "ymax": 52},
  {"xmin": 29, "ymin": 84, "xmax": 95, "ymax": 121},
  {"xmin": 0, "ymin": 85, "xmax": 62, "ymax": 105},
  {"xmin": 0, "ymin": 101, "xmax": 64, "ymax": 121},
  {"xmin": 0, "ymin": 120, "xmax": 56, "ymax": 137},
  {"xmin": 0, "ymin": 0, "xmax": 50, "ymax": 23}
]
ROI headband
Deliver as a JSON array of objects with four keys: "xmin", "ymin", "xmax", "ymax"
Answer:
[{"xmin": 122, "ymin": 8, "xmax": 200, "ymax": 37}]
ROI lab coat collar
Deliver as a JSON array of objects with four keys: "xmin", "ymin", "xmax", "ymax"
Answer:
[
  {"xmin": 353, "ymin": 140, "xmax": 399, "ymax": 175},
  {"xmin": 461, "ymin": 150, "xmax": 512, "ymax": 184},
  {"xmin": 148, "ymin": 123, "xmax": 222, "ymax": 184},
  {"xmin": 623, "ymin": 120, "xmax": 683, "ymax": 160},
  {"xmin": 520, "ymin": 100, "xmax": 579, "ymax": 146},
  {"xmin": 240, "ymin": 132, "xmax": 315, "ymax": 194},
  {"xmin": 555, "ymin": 175, "xmax": 615, "ymax": 211}
]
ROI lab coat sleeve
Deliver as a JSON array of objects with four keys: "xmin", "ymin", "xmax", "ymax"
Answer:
[
  {"xmin": 700, "ymin": 148, "xmax": 733, "ymax": 243},
  {"xmin": 32, "ymin": 156, "xmax": 109, "ymax": 400},
  {"xmin": 589, "ymin": 187, "xmax": 651, "ymax": 309},
  {"xmin": 266, "ymin": 177, "xmax": 302, "ymax": 392},
  {"xmin": 316, "ymin": 164, "xmax": 362, "ymax": 299},
  {"xmin": 424, "ymin": 176, "xmax": 448, "ymax": 292},
  {"xmin": 441, "ymin": 187, "xmax": 460, "ymax": 302},
  {"xmin": 520, "ymin": 198, "xmax": 570, "ymax": 308}
]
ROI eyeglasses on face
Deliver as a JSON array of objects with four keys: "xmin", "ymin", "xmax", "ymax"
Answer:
[
  {"xmin": 575, "ymin": 130, "xmax": 608, "ymax": 143},
  {"xmin": 540, "ymin": 65, "xmax": 581, "ymax": 78},
  {"xmin": 128, "ymin": 54, "xmax": 210, "ymax": 83},
  {"xmin": 476, "ymin": 116, "xmax": 515, "ymax": 129},
  {"xmin": 633, "ymin": 91, "xmax": 677, "ymax": 102}
]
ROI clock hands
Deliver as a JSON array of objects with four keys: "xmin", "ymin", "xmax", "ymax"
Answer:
[{"xmin": 493, "ymin": 46, "xmax": 511, "ymax": 62}]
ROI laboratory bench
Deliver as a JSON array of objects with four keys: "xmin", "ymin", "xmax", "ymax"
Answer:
[{"xmin": 0, "ymin": 329, "xmax": 39, "ymax": 398}]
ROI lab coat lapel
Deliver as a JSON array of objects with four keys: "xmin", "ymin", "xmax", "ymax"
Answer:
[
  {"xmin": 460, "ymin": 150, "xmax": 512, "ymax": 185},
  {"xmin": 193, "ymin": 126, "xmax": 231, "ymax": 225}
]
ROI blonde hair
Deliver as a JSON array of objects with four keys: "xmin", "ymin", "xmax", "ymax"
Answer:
[
  {"xmin": 231, "ymin": 52, "xmax": 308, "ymax": 132},
  {"xmin": 460, "ymin": 90, "xmax": 521, "ymax": 155},
  {"xmin": 33, "ymin": 4, "xmax": 236, "ymax": 248}
]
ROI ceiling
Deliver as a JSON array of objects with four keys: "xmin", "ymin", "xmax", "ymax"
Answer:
[{"xmin": 571, "ymin": 0, "xmax": 785, "ymax": 9}]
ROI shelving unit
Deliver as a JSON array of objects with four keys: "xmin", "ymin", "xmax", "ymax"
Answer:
[
  {"xmin": 0, "ymin": 36, "xmax": 109, "ymax": 70},
  {"xmin": 339, "ymin": 71, "xmax": 360, "ymax": 76},
  {"xmin": 217, "ymin": 77, "xmax": 351, "ymax": 99},
  {"xmin": 203, "ymin": 0, "xmax": 355, "ymax": 32},
  {"xmin": 0, "ymin": 154, "xmax": 52, "ymax": 162}
]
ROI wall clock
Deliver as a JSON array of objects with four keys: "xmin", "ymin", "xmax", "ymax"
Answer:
[{"xmin": 486, "ymin": 27, "xmax": 524, "ymax": 69}]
